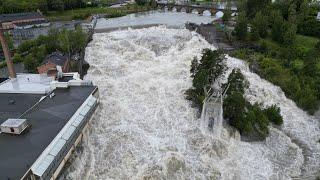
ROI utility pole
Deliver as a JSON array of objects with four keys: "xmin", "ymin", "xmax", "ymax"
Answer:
[{"xmin": 0, "ymin": 29, "xmax": 16, "ymax": 78}]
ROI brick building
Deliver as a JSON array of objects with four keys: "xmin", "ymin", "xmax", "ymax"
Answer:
[
  {"xmin": 0, "ymin": 12, "xmax": 46, "ymax": 30},
  {"xmin": 37, "ymin": 52, "xmax": 70, "ymax": 75}
]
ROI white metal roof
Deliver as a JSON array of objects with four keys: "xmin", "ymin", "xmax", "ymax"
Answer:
[
  {"xmin": 49, "ymin": 139, "xmax": 66, "ymax": 156},
  {"xmin": 31, "ymin": 95, "xmax": 97, "ymax": 177},
  {"xmin": 1, "ymin": 119, "xmax": 27, "ymax": 128},
  {"xmin": 0, "ymin": 74, "xmax": 53, "ymax": 94},
  {"xmin": 61, "ymin": 126, "xmax": 76, "ymax": 141},
  {"xmin": 32, "ymin": 155, "xmax": 55, "ymax": 176}
]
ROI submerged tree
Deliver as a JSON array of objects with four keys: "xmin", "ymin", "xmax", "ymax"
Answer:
[
  {"xmin": 223, "ymin": 68, "xmax": 283, "ymax": 140},
  {"xmin": 186, "ymin": 49, "xmax": 227, "ymax": 109}
]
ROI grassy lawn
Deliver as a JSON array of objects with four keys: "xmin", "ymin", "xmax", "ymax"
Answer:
[
  {"xmin": 295, "ymin": 35, "xmax": 319, "ymax": 52},
  {"xmin": 258, "ymin": 35, "xmax": 319, "ymax": 53},
  {"xmin": 45, "ymin": 4, "xmax": 153, "ymax": 21}
]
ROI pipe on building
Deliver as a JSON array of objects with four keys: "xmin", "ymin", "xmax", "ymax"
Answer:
[{"xmin": 0, "ymin": 29, "xmax": 16, "ymax": 78}]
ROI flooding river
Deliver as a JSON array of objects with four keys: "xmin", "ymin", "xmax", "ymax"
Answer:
[{"xmin": 62, "ymin": 11, "xmax": 320, "ymax": 180}]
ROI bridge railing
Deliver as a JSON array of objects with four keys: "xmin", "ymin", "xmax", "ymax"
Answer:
[{"xmin": 156, "ymin": 1, "xmax": 237, "ymax": 11}]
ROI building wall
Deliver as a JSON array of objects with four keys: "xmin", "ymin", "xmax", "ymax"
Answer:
[
  {"xmin": 37, "ymin": 62, "xmax": 56, "ymax": 74},
  {"xmin": 1, "ymin": 17, "xmax": 46, "ymax": 29},
  {"xmin": 37, "ymin": 60, "xmax": 70, "ymax": 74},
  {"xmin": 62, "ymin": 60, "xmax": 70, "ymax": 73}
]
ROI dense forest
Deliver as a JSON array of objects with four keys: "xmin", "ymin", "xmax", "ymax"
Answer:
[
  {"xmin": 0, "ymin": 0, "xmax": 97, "ymax": 13},
  {"xmin": 226, "ymin": 0, "xmax": 320, "ymax": 114}
]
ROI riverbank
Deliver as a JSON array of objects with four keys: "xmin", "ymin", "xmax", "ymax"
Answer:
[
  {"xmin": 186, "ymin": 23, "xmax": 235, "ymax": 51},
  {"xmin": 46, "ymin": 4, "xmax": 154, "ymax": 21}
]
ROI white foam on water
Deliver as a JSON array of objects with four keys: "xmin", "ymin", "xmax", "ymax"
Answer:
[{"xmin": 63, "ymin": 26, "xmax": 319, "ymax": 180}]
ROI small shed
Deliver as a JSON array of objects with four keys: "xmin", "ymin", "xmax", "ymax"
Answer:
[
  {"xmin": 0, "ymin": 119, "xmax": 29, "ymax": 135},
  {"xmin": 317, "ymin": 12, "xmax": 320, "ymax": 21}
]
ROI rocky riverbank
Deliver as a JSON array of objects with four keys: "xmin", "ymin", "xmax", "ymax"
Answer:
[{"xmin": 185, "ymin": 23, "xmax": 235, "ymax": 51}]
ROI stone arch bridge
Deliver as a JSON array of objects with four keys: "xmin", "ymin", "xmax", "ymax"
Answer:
[{"xmin": 156, "ymin": 2, "xmax": 237, "ymax": 16}]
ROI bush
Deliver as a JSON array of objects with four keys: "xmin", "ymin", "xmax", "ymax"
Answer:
[
  {"xmin": 72, "ymin": 12, "xmax": 91, "ymax": 20},
  {"xmin": 264, "ymin": 105, "xmax": 283, "ymax": 125}
]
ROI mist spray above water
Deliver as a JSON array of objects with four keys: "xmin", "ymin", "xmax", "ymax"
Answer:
[{"xmin": 63, "ymin": 26, "xmax": 319, "ymax": 180}]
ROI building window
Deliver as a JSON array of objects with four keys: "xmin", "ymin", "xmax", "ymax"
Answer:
[{"xmin": 10, "ymin": 128, "xmax": 14, "ymax": 133}]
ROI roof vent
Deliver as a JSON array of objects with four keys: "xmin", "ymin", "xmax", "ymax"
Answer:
[
  {"xmin": 8, "ymin": 99, "xmax": 15, "ymax": 105},
  {"xmin": 0, "ymin": 119, "xmax": 29, "ymax": 135}
]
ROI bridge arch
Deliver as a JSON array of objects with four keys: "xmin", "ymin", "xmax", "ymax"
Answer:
[
  {"xmin": 215, "ymin": 11, "xmax": 224, "ymax": 18},
  {"xmin": 180, "ymin": 7, "xmax": 187, "ymax": 13},
  {"xmin": 201, "ymin": 10, "xmax": 211, "ymax": 16},
  {"xmin": 191, "ymin": 9, "xmax": 199, "ymax": 14},
  {"xmin": 172, "ymin": 7, "xmax": 177, "ymax": 12}
]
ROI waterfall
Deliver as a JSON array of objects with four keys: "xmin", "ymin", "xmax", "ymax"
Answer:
[
  {"xmin": 62, "ymin": 26, "xmax": 319, "ymax": 180},
  {"xmin": 201, "ymin": 91, "xmax": 224, "ymax": 138}
]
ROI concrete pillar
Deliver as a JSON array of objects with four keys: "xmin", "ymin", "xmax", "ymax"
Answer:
[
  {"xmin": 0, "ymin": 29, "xmax": 16, "ymax": 78},
  {"xmin": 210, "ymin": 9, "xmax": 216, "ymax": 16},
  {"xmin": 186, "ymin": 7, "xmax": 191, "ymax": 13},
  {"xmin": 198, "ymin": 9, "xmax": 204, "ymax": 15}
]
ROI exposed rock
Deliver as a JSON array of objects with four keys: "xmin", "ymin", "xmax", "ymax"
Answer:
[{"xmin": 163, "ymin": 152, "xmax": 186, "ymax": 176}]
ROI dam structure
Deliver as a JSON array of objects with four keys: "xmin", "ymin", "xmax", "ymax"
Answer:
[{"xmin": 0, "ymin": 72, "xmax": 99, "ymax": 180}]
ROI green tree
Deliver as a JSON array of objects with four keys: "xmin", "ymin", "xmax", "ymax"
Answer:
[
  {"xmin": 190, "ymin": 57, "xmax": 198, "ymax": 78},
  {"xmin": 224, "ymin": 92, "xmax": 246, "ymax": 125},
  {"xmin": 251, "ymin": 11, "xmax": 268, "ymax": 39},
  {"xmin": 24, "ymin": 55, "xmax": 39, "ymax": 73},
  {"xmin": 186, "ymin": 50, "xmax": 227, "ymax": 108},
  {"xmin": 234, "ymin": 12, "xmax": 248, "ymax": 40},
  {"xmin": 224, "ymin": 69, "xmax": 248, "ymax": 96},
  {"xmin": 264, "ymin": 105, "xmax": 283, "ymax": 125},
  {"xmin": 12, "ymin": 53, "xmax": 23, "ymax": 63},
  {"xmin": 58, "ymin": 29, "xmax": 71, "ymax": 57},
  {"xmin": 246, "ymin": 0, "xmax": 271, "ymax": 18},
  {"xmin": 237, "ymin": 0, "xmax": 247, "ymax": 13},
  {"xmin": 271, "ymin": 10, "xmax": 285, "ymax": 43},
  {"xmin": 222, "ymin": 1, "xmax": 232, "ymax": 24},
  {"xmin": 50, "ymin": 0, "xmax": 65, "ymax": 11},
  {"xmin": 248, "ymin": 103, "xmax": 269, "ymax": 138},
  {"xmin": 282, "ymin": 22, "xmax": 297, "ymax": 46},
  {"xmin": 69, "ymin": 26, "xmax": 87, "ymax": 54}
]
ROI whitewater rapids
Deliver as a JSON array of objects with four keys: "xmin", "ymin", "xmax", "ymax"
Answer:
[{"xmin": 63, "ymin": 26, "xmax": 320, "ymax": 180}]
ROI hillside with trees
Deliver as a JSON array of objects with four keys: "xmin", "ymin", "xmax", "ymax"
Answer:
[{"xmin": 230, "ymin": 0, "xmax": 320, "ymax": 114}]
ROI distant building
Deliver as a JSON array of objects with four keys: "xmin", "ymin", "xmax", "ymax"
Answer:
[
  {"xmin": 0, "ymin": 12, "xmax": 48, "ymax": 30},
  {"xmin": 317, "ymin": 12, "xmax": 320, "ymax": 21},
  {"xmin": 37, "ymin": 52, "xmax": 70, "ymax": 75}
]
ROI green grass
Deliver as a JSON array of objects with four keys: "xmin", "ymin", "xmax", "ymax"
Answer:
[
  {"xmin": 295, "ymin": 35, "xmax": 319, "ymax": 52},
  {"xmin": 45, "ymin": 4, "xmax": 153, "ymax": 21}
]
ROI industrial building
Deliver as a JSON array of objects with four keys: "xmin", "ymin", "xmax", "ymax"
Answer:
[
  {"xmin": 0, "ymin": 28, "xmax": 99, "ymax": 179},
  {"xmin": 0, "ymin": 72, "xmax": 99, "ymax": 180},
  {"xmin": 0, "ymin": 12, "xmax": 48, "ymax": 30}
]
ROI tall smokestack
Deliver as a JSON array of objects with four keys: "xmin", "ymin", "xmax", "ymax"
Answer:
[{"xmin": 0, "ymin": 29, "xmax": 16, "ymax": 78}]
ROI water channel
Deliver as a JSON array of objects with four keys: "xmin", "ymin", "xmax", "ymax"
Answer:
[{"xmin": 62, "ymin": 11, "xmax": 320, "ymax": 180}]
